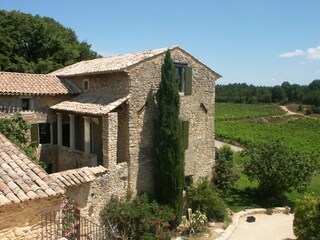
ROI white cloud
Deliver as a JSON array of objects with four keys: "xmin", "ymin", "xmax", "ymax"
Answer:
[
  {"xmin": 300, "ymin": 61, "xmax": 306, "ymax": 64},
  {"xmin": 279, "ymin": 49, "xmax": 304, "ymax": 58},
  {"xmin": 307, "ymin": 46, "xmax": 320, "ymax": 60}
]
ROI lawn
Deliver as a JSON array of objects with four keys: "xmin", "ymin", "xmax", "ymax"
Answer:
[{"xmin": 225, "ymin": 153, "xmax": 320, "ymax": 212}]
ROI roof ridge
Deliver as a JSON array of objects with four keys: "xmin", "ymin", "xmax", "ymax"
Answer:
[{"xmin": 101, "ymin": 45, "xmax": 178, "ymax": 59}]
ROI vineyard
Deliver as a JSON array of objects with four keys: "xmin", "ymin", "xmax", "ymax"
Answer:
[
  {"xmin": 215, "ymin": 103, "xmax": 286, "ymax": 121},
  {"xmin": 216, "ymin": 117, "xmax": 320, "ymax": 159},
  {"xmin": 215, "ymin": 103, "xmax": 320, "ymax": 210}
]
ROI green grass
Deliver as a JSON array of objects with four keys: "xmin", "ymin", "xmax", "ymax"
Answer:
[
  {"xmin": 215, "ymin": 103, "xmax": 286, "ymax": 121},
  {"xmin": 224, "ymin": 153, "xmax": 320, "ymax": 212}
]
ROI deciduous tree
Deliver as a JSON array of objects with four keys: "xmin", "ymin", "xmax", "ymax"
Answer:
[
  {"xmin": 242, "ymin": 138, "xmax": 317, "ymax": 197},
  {"xmin": 0, "ymin": 10, "xmax": 99, "ymax": 73}
]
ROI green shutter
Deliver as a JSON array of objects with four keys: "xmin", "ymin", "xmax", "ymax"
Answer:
[
  {"xmin": 31, "ymin": 124, "xmax": 39, "ymax": 143},
  {"xmin": 182, "ymin": 121, "xmax": 189, "ymax": 150},
  {"xmin": 52, "ymin": 123, "xmax": 57, "ymax": 144},
  {"xmin": 185, "ymin": 66, "xmax": 192, "ymax": 95}
]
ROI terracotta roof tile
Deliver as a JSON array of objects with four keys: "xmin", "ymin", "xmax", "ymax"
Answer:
[
  {"xmin": 50, "ymin": 94, "xmax": 129, "ymax": 115},
  {"xmin": 0, "ymin": 133, "xmax": 64, "ymax": 207},
  {"xmin": 50, "ymin": 166, "xmax": 108, "ymax": 189},
  {"xmin": 0, "ymin": 72, "xmax": 80, "ymax": 96},
  {"xmin": 51, "ymin": 46, "xmax": 176, "ymax": 77}
]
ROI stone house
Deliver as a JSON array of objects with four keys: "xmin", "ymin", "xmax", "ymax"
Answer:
[
  {"xmin": 0, "ymin": 133, "xmax": 64, "ymax": 239},
  {"xmin": 0, "ymin": 46, "xmax": 221, "ymax": 223},
  {"xmin": 0, "ymin": 132, "xmax": 108, "ymax": 238}
]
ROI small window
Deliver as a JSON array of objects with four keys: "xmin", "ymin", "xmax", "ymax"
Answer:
[
  {"xmin": 83, "ymin": 80, "xmax": 89, "ymax": 91},
  {"xmin": 175, "ymin": 64, "xmax": 192, "ymax": 95},
  {"xmin": 21, "ymin": 98, "xmax": 30, "ymax": 111}
]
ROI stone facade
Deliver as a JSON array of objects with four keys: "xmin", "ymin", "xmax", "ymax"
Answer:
[
  {"xmin": 0, "ymin": 197, "xmax": 62, "ymax": 240},
  {"xmin": 127, "ymin": 48, "xmax": 217, "ymax": 193},
  {"xmin": 64, "ymin": 162, "xmax": 128, "ymax": 223},
  {"xmin": 0, "ymin": 46, "xmax": 220, "ymax": 225}
]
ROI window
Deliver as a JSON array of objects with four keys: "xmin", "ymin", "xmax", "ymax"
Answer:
[
  {"xmin": 21, "ymin": 98, "xmax": 30, "ymax": 111},
  {"xmin": 175, "ymin": 64, "xmax": 192, "ymax": 95},
  {"xmin": 39, "ymin": 123, "xmax": 51, "ymax": 144},
  {"xmin": 83, "ymin": 79, "xmax": 89, "ymax": 91},
  {"xmin": 31, "ymin": 123, "xmax": 51, "ymax": 144}
]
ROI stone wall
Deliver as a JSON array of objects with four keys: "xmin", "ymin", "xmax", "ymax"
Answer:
[
  {"xmin": 66, "ymin": 72, "xmax": 130, "ymax": 96},
  {"xmin": 128, "ymin": 48, "xmax": 218, "ymax": 194},
  {"xmin": 0, "ymin": 95, "xmax": 71, "ymax": 123},
  {"xmin": 39, "ymin": 144, "xmax": 97, "ymax": 172},
  {"xmin": 0, "ymin": 197, "xmax": 62, "ymax": 240},
  {"xmin": 64, "ymin": 162, "xmax": 128, "ymax": 224}
]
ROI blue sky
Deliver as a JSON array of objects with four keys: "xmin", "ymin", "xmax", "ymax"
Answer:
[{"xmin": 1, "ymin": 0, "xmax": 320, "ymax": 86}]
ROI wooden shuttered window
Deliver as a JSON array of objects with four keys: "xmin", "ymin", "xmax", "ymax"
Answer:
[
  {"xmin": 31, "ymin": 124, "xmax": 39, "ymax": 144},
  {"xmin": 52, "ymin": 123, "xmax": 57, "ymax": 144},
  {"xmin": 181, "ymin": 120, "xmax": 189, "ymax": 150},
  {"xmin": 185, "ymin": 66, "xmax": 192, "ymax": 95}
]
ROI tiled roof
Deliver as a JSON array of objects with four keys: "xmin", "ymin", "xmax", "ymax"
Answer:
[
  {"xmin": 0, "ymin": 134, "xmax": 64, "ymax": 207},
  {"xmin": 50, "ymin": 94, "xmax": 129, "ymax": 115},
  {"xmin": 0, "ymin": 72, "xmax": 80, "ymax": 95},
  {"xmin": 50, "ymin": 166, "xmax": 108, "ymax": 189},
  {"xmin": 51, "ymin": 46, "xmax": 177, "ymax": 77}
]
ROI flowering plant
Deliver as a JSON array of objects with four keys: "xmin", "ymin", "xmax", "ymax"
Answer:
[{"xmin": 61, "ymin": 196, "xmax": 80, "ymax": 239}]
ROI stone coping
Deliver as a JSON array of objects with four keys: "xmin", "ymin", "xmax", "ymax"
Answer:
[{"xmin": 216, "ymin": 207, "xmax": 291, "ymax": 240}]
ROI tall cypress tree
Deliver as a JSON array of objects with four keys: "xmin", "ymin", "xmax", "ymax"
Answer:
[{"xmin": 155, "ymin": 50, "xmax": 185, "ymax": 221}]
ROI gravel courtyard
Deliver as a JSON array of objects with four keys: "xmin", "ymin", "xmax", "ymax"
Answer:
[{"xmin": 229, "ymin": 213, "xmax": 296, "ymax": 240}]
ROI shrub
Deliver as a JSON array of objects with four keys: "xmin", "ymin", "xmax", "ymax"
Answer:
[
  {"xmin": 214, "ymin": 145, "xmax": 239, "ymax": 195},
  {"xmin": 179, "ymin": 209, "xmax": 208, "ymax": 235},
  {"xmin": 187, "ymin": 178, "xmax": 228, "ymax": 222},
  {"xmin": 293, "ymin": 194, "xmax": 320, "ymax": 240},
  {"xmin": 298, "ymin": 104, "xmax": 303, "ymax": 111},
  {"xmin": 242, "ymin": 139, "xmax": 317, "ymax": 197},
  {"xmin": 100, "ymin": 193, "xmax": 176, "ymax": 240}
]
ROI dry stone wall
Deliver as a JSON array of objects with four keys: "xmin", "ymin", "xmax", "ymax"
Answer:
[
  {"xmin": 0, "ymin": 197, "xmax": 61, "ymax": 240},
  {"xmin": 128, "ymin": 48, "xmax": 218, "ymax": 194}
]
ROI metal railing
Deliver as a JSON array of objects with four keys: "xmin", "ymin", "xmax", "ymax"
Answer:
[{"xmin": 41, "ymin": 210, "xmax": 106, "ymax": 240}]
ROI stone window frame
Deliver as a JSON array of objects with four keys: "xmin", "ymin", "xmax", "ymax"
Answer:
[
  {"xmin": 83, "ymin": 79, "xmax": 90, "ymax": 92},
  {"xmin": 175, "ymin": 63, "xmax": 192, "ymax": 95},
  {"xmin": 20, "ymin": 96, "xmax": 34, "ymax": 112}
]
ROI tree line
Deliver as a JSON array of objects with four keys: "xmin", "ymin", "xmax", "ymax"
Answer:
[{"xmin": 216, "ymin": 80, "xmax": 320, "ymax": 107}]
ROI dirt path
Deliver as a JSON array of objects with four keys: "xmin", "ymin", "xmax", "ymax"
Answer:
[
  {"xmin": 215, "ymin": 140, "xmax": 243, "ymax": 152},
  {"xmin": 229, "ymin": 213, "xmax": 296, "ymax": 240},
  {"xmin": 280, "ymin": 105, "xmax": 298, "ymax": 115}
]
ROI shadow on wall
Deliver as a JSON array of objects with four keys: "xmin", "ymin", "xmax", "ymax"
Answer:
[{"xmin": 136, "ymin": 89, "xmax": 157, "ymax": 195}]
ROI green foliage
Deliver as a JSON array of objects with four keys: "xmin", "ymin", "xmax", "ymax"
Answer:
[
  {"xmin": 0, "ymin": 113, "xmax": 37, "ymax": 161},
  {"xmin": 188, "ymin": 178, "xmax": 228, "ymax": 222},
  {"xmin": 215, "ymin": 80, "xmax": 320, "ymax": 104},
  {"xmin": 216, "ymin": 115, "xmax": 320, "ymax": 159},
  {"xmin": 155, "ymin": 51, "xmax": 184, "ymax": 220},
  {"xmin": 293, "ymin": 194, "xmax": 320, "ymax": 240},
  {"xmin": 0, "ymin": 10, "xmax": 99, "ymax": 74},
  {"xmin": 180, "ymin": 209, "xmax": 208, "ymax": 235},
  {"xmin": 215, "ymin": 103, "xmax": 286, "ymax": 121},
  {"xmin": 242, "ymin": 139, "xmax": 317, "ymax": 197},
  {"xmin": 100, "ymin": 193, "xmax": 176, "ymax": 240},
  {"xmin": 214, "ymin": 145, "xmax": 239, "ymax": 195}
]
